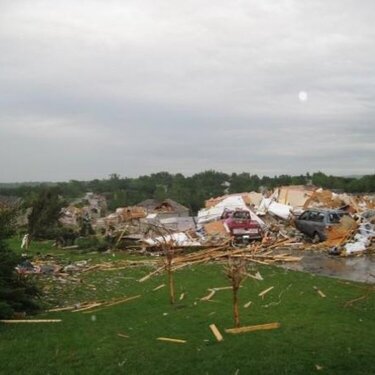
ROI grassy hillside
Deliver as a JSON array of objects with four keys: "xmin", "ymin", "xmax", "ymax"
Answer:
[{"xmin": 0, "ymin": 241, "xmax": 374, "ymax": 374}]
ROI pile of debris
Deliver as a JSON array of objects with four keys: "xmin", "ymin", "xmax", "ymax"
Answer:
[
  {"xmin": 138, "ymin": 242, "xmax": 302, "ymax": 283},
  {"xmin": 16, "ymin": 255, "xmax": 158, "ymax": 277},
  {"xmin": 57, "ymin": 186, "xmax": 374, "ymax": 257},
  {"xmin": 131, "ymin": 186, "xmax": 374, "ymax": 256}
]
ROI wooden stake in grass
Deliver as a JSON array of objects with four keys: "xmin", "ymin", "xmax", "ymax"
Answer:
[
  {"xmin": 165, "ymin": 246, "xmax": 175, "ymax": 304},
  {"xmin": 224, "ymin": 258, "xmax": 247, "ymax": 328}
]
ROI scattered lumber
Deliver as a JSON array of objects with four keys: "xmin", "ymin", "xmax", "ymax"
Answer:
[
  {"xmin": 117, "ymin": 333, "xmax": 130, "ymax": 338},
  {"xmin": 246, "ymin": 271, "xmax": 263, "ymax": 280},
  {"xmin": 244, "ymin": 301, "xmax": 252, "ymax": 308},
  {"xmin": 156, "ymin": 337, "xmax": 187, "ymax": 344},
  {"xmin": 48, "ymin": 306, "xmax": 75, "ymax": 312},
  {"xmin": 201, "ymin": 289, "xmax": 216, "ymax": 301},
  {"xmin": 258, "ymin": 286, "xmax": 274, "ymax": 298},
  {"xmin": 225, "ymin": 322, "xmax": 280, "ymax": 334},
  {"xmin": 212, "ymin": 286, "xmax": 233, "ymax": 291},
  {"xmin": 209, "ymin": 324, "xmax": 224, "ymax": 342},
  {"xmin": 138, "ymin": 265, "xmax": 165, "ymax": 283},
  {"xmin": 153, "ymin": 284, "xmax": 165, "ymax": 291},
  {"xmin": 0, "ymin": 319, "xmax": 62, "ymax": 323},
  {"xmin": 127, "ymin": 241, "xmax": 302, "ymax": 284},
  {"xmin": 72, "ymin": 302, "xmax": 103, "ymax": 312},
  {"xmin": 313, "ymin": 286, "xmax": 326, "ymax": 298},
  {"xmin": 82, "ymin": 295, "xmax": 141, "ymax": 314}
]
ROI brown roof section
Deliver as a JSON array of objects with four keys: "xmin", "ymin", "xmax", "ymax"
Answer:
[{"xmin": 137, "ymin": 198, "xmax": 189, "ymax": 214}]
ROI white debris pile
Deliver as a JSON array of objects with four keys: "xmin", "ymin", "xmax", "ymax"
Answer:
[
  {"xmin": 143, "ymin": 232, "xmax": 201, "ymax": 247},
  {"xmin": 197, "ymin": 195, "xmax": 265, "ymax": 227}
]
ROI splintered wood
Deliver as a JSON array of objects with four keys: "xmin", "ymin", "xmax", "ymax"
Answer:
[
  {"xmin": 225, "ymin": 322, "xmax": 280, "ymax": 334},
  {"xmin": 259, "ymin": 286, "xmax": 274, "ymax": 299},
  {"xmin": 0, "ymin": 319, "xmax": 62, "ymax": 323},
  {"xmin": 82, "ymin": 295, "xmax": 141, "ymax": 313},
  {"xmin": 117, "ymin": 333, "xmax": 130, "ymax": 338},
  {"xmin": 156, "ymin": 337, "xmax": 187, "ymax": 344},
  {"xmin": 138, "ymin": 245, "xmax": 301, "ymax": 282},
  {"xmin": 153, "ymin": 284, "xmax": 165, "ymax": 291},
  {"xmin": 209, "ymin": 324, "xmax": 224, "ymax": 342},
  {"xmin": 323, "ymin": 216, "xmax": 358, "ymax": 247},
  {"xmin": 201, "ymin": 289, "xmax": 216, "ymax": 301},
  {"xmin": 313, "ymin": 286, "xmax": 326, "ymax": 298}
]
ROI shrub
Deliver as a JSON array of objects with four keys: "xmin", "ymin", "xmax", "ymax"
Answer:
[{"xmin": 0, "ymin": 209, "xmax": 40, "ymax": 318}]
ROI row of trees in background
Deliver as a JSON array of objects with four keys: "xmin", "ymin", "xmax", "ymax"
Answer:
[{"xmin": 1, "ymin": 171, "xmax": 375, "ymax": 215}]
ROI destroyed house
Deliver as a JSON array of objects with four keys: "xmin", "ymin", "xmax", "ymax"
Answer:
[{"xmin": 137, "ymin": 198, "xmax": 190, "ymax": 218}]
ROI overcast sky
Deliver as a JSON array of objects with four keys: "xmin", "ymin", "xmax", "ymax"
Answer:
[{"xmin": 1, "ymin": 0, "xmax": 374, "ymax": 182}]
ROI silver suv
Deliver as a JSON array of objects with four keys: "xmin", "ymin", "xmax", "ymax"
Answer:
[{"xmin": 294, "ymin": 209, "xmax": 346, "ymax": 243}]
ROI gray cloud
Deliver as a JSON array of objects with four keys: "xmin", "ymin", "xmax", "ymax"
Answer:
[{"xmin": 0, "ymin": 0, "xmax": 374, "ymax": 181}]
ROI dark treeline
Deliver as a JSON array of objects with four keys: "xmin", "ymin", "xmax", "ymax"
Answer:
[{"xmin": 1, "ymin": 171, "xmax": 374, "ymax": 214}]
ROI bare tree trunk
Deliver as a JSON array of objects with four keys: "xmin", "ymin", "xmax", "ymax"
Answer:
[
  {"xmin": 233, "ymin": 287, "xmax": 240, "ymax": 328},
  {"xmin": 166, "ymin": 249, "xmax": 175, "ymax": 304},
  {"xmin": 168, "ymin": 265, "xmax": 175, "ymax": 304}
]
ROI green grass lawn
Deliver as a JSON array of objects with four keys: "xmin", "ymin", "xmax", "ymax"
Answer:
[{"xmin": 1, "ymin": 240, "xmax": 374, "ymax": 375}]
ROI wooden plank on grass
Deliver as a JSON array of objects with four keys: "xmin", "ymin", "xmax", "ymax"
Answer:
[
  {"xmin": 201, "ymin": 289, "xmax": 216, "ymax": 301},
  {"xmin": 243, "ymin": 301, "xmax": 252, "ymax": 308},
  {"xmin": 313, "ymin": 286, "xmax": 326, "ymax": 298},
  {"xmin": 258, "ymin": 286, "xmax": 274, "ymax": 298},
  {"xmin": 209, "ymin": 324, "xmax": 224, "ymax": 342},
  {"xmin": 47, "ymin": 306, "xmax": 75, "ymax": 312},
  {"xmin": 225, "ymin": 322, "xmax": 280, "ymax": 334},
  {"xmin": 153, "ymin": 284, "xmax": 165, "ymax": 291},
  {"xmin": 138, "ymin": 265, "xmax": 165, "ymax": 283},
  {"xmin": 82, "ymin": 295, "xmax": 141, "ymax": 314},
  {"xmin": 117, "ymin": 333, "xmax": 130, "ymax": 338},
  {"xmin": 0, "ymin": 319, "xmax": 62, "ymax": 323},
  {"xmin": 72, "ymin": 302, "xmax": 102, "ymax": 312},
  {"xmin": 157, "ymin": 337, "xmax": 186, "ymax": 344}
]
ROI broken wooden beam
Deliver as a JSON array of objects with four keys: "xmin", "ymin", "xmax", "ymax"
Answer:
[
  {"xmin": 313, "ymin": 286, "xmax": 326, "ymax": 298},
  {"xmin": 117, "ymin": 333, "xmax": 130, "ymax": 338},
  {"xmin": 138, "ymin": 265, "xmax": 165, "ymax": 283},
  {"xmin": 156, "ymin": 337, "xmax": 186, "ymax": 344},
  {"xmin": 243, "ymin": 301, "xmax": 252, "ymax": 308},
  {"xmin": 225, "ymin": 322, "xmax": 280, "ymax": 334},
  {"xmin": 72, "ymin": 302, "xmax": 102, "ymax": 312},
  {"xmin": 82, "ymin": 295, "xmax": 141, "ymax": 314},
  {"xmin": 209, "ymin": 324, "xmax": 224, "ymax": 342},
  {"xmin": 153, "ymin": 284, "xmax": 165, "ymax": 291},
  {"xmin": 201, "ymin": 289, "xmax": 216, "ymax": 301},
  {"xmin": 0, "ymin": 319, "xmax": 62, "ymax": 323},
  {"xmin": 258, "ymin": 286, "xmax": 274, "ymax": 298}
]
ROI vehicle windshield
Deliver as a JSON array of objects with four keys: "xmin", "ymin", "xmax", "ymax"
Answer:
[
  {"xmin": 233, "ymin": 211, "xmax": 250, "ymax": 219},
  {"xmin": 329, "ymin": 213, "xmax": 343, "ymax": 223}
]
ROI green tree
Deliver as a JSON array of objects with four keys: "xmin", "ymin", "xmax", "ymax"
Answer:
[
  {"xmin": 0, "ymin": 208, "xmax": 39, "ymax": 318},
  {"xmin": 28, "ymin": 188, "xmax": 65, "ymax": 239}
]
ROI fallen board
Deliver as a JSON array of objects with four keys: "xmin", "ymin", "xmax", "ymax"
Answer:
[
  {"xmin": 225, "ymin": 322, "xmax": 280, "ymax": 334},
  {"xmin": 156, "ymin": 337, "xmax": 186, "ymax": 344},
  {"xmin": 0, "ymin": 319, "xmax": 62, "ymax": 323},
  {"xmin": 209, "ymin": 324, "xmax": 224, "ymax": 342}
]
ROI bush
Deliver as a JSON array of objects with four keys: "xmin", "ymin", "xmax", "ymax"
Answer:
[
  {"xmin": 75, "ymin": 236, "xmax": 110, "ymax": 252},
  {"xmin": 0, "ymin": 209, "xmax": 40, "ymax": 319},
  {"xmin": 75, "ymin": 236, "xmax": 99, "ymax": 249}
]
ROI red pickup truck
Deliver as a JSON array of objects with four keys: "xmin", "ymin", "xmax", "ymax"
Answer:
[{"xmin": 222, "ymin": 209, "xmax": 263, "ymax": 241}]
